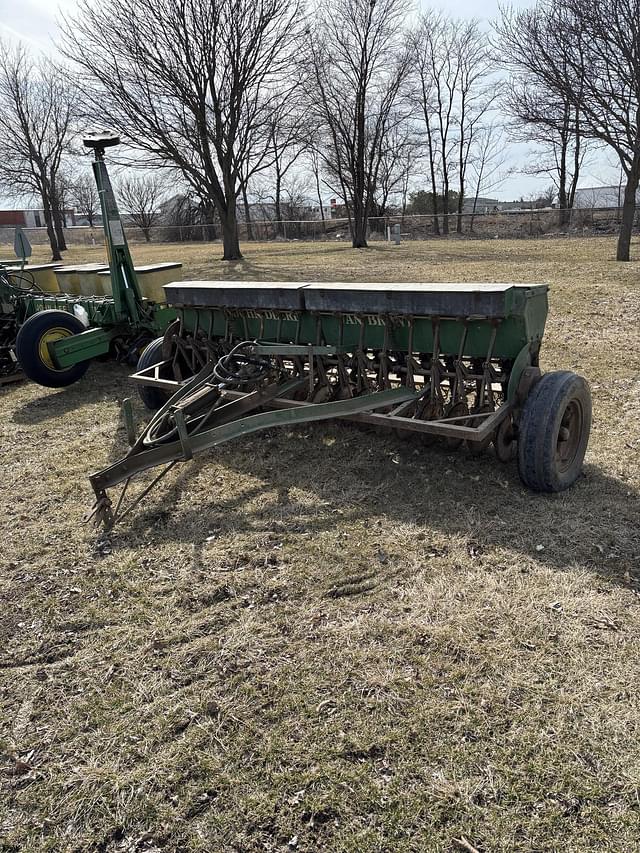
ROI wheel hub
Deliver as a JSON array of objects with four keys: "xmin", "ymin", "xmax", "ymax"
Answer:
[
  {"xmin": 37, "ymin": 327, "xmax": 73, "ymax": 370},
  {"xmin": 556, "ymin": 399, "xmax": 583, "ymax": 471}
]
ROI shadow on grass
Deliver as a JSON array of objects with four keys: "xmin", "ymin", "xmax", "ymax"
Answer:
[
  {"xmin": 11, "ymin": 363, "xmax": 133, "ymax": 425},
  {"xmin": 110, "ymin": 423, "xmax": 639, "ymax": 588},
  {"xmin": 11, "ymin": 379, "xmax": 95, "ymax": 424},
  {"xmin": 192, "ymin": 254, "xmax": 346, "ymax": 283},
  {"xmin": 182, "ymin": 241, "xmax": 547, "ymax": 284}
]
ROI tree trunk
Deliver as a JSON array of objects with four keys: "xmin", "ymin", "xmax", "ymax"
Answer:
[
  {"xmin": 352, "ymin": 219, "xmax": 368, "ymax": 247},
  {"xmin": 52, "ymin": 203, "xmax": 67, "ymax": 251},
  {"xmin": 456, "ymin": 189, "xmax": 464, "ymax": 234},
  {"xmin": 352, "ymin": 199, "xmax": 368, "ymax": 248},
  {"xmin": 568, "ymin": 121, "xmax": 581, "ymax": 212},
  {"xmin": 422, "ymin": 106, "xmax": 440, "ymax": 236},
  {"xmin": 616, "ymin": 165, "xmax": 639, "ymax": 262},
  {"xmin": 49, "ymin": 174, "xmax": 68, "ymax": 251},
  {"xmin": 41, "ymin": 187, "xmax": 62, "ymax": 261},
  {"xmin": 202, "ymin": 201, "xmax": 217, "ymax": 241},
  {"xmin": 457, "ymin": 144, "xmax": 465, "ymax": 234},
  {"xmin": 558, "ymin": 136, "xmax": 569, "ymax": 228},
  {"xmin": 241, "ymin": 184, "xmax": 254, "ymax": 241},
  {"xmin": 221, "ymin": 201, "xmax": 242, "ymax": 260},
  {"xmin": 430, "ymin": 192, "xmax": 440, "ymax": 236},
  {"xmin": 442, "ymin": 176, "xmax": 450, "ymax": 235},
  {"xmin": 274, "ymin": 173, "xmax": 283, "ymax": 238},
  {"xmin": 338, "ymin": 174, "xmax": 353, "ymax": 238},
  {"xmin": 314, "ymin": 169, "xmax": 326, "ymax": 234},
  {"xmin": 401, "ymin": 174, "xmax": 409, "ymax": 223},
  {"xmin": 427, "ymin": 154, "xmax": 440, "ymax": 235},
  {"xmin": 469, "ymin": 186, "xmax": 482, "ymax": 234}
]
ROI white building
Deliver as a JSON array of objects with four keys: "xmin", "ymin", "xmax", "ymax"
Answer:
[{"xmin": 573, "ymin": 185, "xmax": 640, "ymax": 209}]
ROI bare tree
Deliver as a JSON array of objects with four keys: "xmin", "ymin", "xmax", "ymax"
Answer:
[
  {"xmin": 409, "ymin": 13, "xmax": 496, "ymax": 236},
  {"xmin": 69, "ymin": 172, "xmax": 100, "ymax": 226},
  {"xmin": 409, "ymin": 13, "xmax": 460, "ymax": 235},
  {"xmin": 409, "ymin": 13, "xmax": 443, "ymax": 234},
  {"xmin": 117, "ymin": 173, "xmax": 168, "ymax": 241},
  {"xmin": 264, "ymin": 101, "xmax": 309, "ymax": 235},
  {"xmin": 467, "ymin": 123, "xmax": 509, "ymax": 229},
  {"xmin": 163, "ymin": 191, "xmax": 219, "ymax": 240},
  {"xmin": 398, "ymin": 144, "xmax": 417, "ymax": 220},
  {"xmin": 238, "ymin": 166, "xmax": 255, "ymax": 242},
  {"xmin": 517, "ymin": 111, "xmax": 587, "ymax": 222},
  {"xmin": 453, "ymin": 20, "xmax": 497, "ymax": 233},
  {"xmin": 61, "ymin": 0, "xmax": 303, "ymax": 260},
  {"xmin": 309, "ymin": 149, "xmax": 327, "ymax": 234},
  {"xmin": 0, "ymin": 41, "xmax": 75, "ymax": 261},
  {"xmin": 306, "ymin": 0, "xmax": 411, "ymax": 248},
  {"xmin": 497, "ymin": 6, "xmax": 587, "ymax": 224},
  {"xmin": 280, "ymin": 174, "xmax": 314, "ymax": 220},
  {"xmin": 374, "ymin": 121, "xmax": 420, "ymax": 216},
  {"xmin": 530, "ymin": 184, "xmax": 557, "ymax": 208},
  {"xmin": 497, "ymin": 0, "xmax": 640, "ymax": 261},
  {"xmin": 237, "ymin": 112, "xmax": 293, "ymax": 242},
  {"xmin": 50, "ymin": 171, "xmax": 69, "ymax": 252}
]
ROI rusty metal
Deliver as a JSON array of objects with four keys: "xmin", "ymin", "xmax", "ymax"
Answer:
[{"xmin": 85, "ymin": 279, "xmax": 592, "ymax": 528}]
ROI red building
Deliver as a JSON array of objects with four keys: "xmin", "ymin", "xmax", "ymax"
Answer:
[
  {"xmin": 0, "ymin": 210, "xmax": 28, "ymax": 226},
  {"xmin": 0, "ymin": 209, "xmax": 76, "ymax": 227}
]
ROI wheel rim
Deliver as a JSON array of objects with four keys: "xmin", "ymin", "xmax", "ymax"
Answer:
[
  {"xmin": 37, "ymin": 327, "xmax": 73, "ymax": 371},
  {"xmin": 556, "ymin": 399, "xmax": 584, "ymax": 472}
]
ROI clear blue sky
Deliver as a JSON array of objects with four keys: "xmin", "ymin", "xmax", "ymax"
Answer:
[{"xmin": 0, "ymin": 0, "xmax": 620, "ymax": 204}]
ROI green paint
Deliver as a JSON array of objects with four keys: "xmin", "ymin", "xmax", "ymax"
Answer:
[
  {"xmin": 1, "ymin": 135, "xmax": 180, "ymax": 378},
  {"xmin": 176, "ymin": 285, "xmax": 548, "ymax": 392},
  {"xmin": 50, "ymin": 327, "xmax": 113, "ymax": 368},
  {"xmin": 92, "ymin": 153, "xmax": 143, "ymax": 323}
]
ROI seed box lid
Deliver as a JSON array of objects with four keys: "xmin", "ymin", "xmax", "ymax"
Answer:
[
  {"xmin": 164, "ymin": 280, "xmax": 548, "ymax": 318},
  {"xmin": 164, "ymin": 281, "xmax": 308, "ymax": 312}
]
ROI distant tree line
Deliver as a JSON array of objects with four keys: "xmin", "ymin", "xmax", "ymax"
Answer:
[{"xmin": 0, "ymin": 0, "xmax": 637, "ymax": 260}]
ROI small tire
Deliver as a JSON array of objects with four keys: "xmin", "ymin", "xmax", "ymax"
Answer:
[
  {"xmin": 15, "ymin": 310, "xmax": 90, "ymax": 388},
  {"xmin": 136, "ymin": 337, "xmax": 172, "ymax": 411},
  {"xmin": 517, "ymin": 370, "xmax": 591, "ymax": 492}
]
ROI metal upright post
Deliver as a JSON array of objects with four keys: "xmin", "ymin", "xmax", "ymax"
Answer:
[{"xmin": 85, "ymin": 132, "xmax": 143, "ymax": 323}]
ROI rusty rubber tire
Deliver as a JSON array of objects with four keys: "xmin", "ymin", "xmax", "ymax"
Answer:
[
  {"xmin": 16, "ymin": 309, "xmax": 89, "ymax": 388},
  {"xmin": 517, "ymin": 370, "xmax": 591, "ymax": 492},
  {"xmin": 137, "ymin": 337, "xmax": 172, "ymax": 411}
]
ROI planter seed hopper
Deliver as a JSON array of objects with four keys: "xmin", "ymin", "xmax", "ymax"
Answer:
[
  {"xmin": 0, "ymin": 132, "xmax": 177, "ymax": 387},
  {"xmin": 87, "ymin": 277, "xmax": 592, "ymax": 529}
]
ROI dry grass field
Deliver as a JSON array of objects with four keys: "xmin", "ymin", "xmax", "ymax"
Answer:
[{"xmin": 1, "ymin": 237, "xmax": 639, "ymax": 852}]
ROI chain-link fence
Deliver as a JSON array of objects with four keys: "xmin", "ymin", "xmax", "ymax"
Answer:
[{"xmin": 1, "ymin": 206, "xmax": 638, "ymax": 248}]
